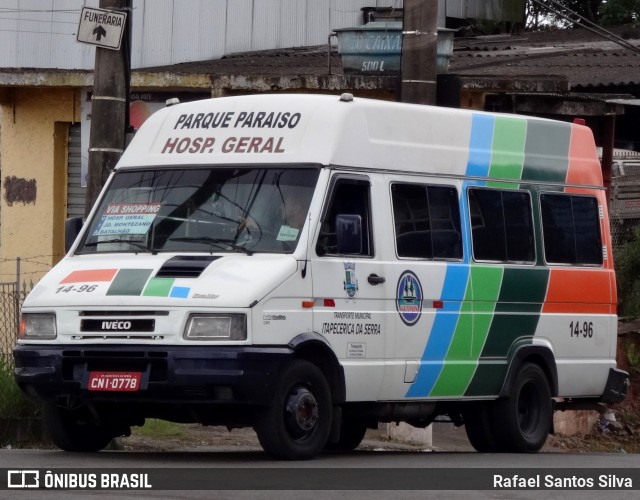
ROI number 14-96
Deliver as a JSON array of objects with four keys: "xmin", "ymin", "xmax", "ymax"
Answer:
[{"xmin": 570, "ymin": 321, "xmax": 593, "ymax": 338}]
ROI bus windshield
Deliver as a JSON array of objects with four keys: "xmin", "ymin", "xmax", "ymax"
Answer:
[{"xmin": 77, "ymin": 166, "xmax": 320, "ymax": 255}]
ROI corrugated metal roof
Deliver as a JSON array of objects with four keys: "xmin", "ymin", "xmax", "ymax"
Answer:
[
  {"xmin": 451, "ymin": 26, "xmax": 640, "ymax": 88},
  {"xmin": 3, "ymin": 5, "xmax": 639, "ymax": 95},
  {"xmin": 138, "ymin": 24, "xmax": 640, "ymax": 93},
  {"xmin": 143, "ymin": 45, "xmax": 341, "ymax": 77}
]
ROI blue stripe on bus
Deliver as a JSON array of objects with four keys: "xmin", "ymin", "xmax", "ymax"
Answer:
[
  {"xmin": 465, "ymin": 114, "xmax": 494, "ymax": 178},
  {"xmin": 406, "ymin": 115, "xmax": 493, "ymax": 398},
  {"xmin": 406, "ymin": 264, "xmax": 469, "ymax": 397}
]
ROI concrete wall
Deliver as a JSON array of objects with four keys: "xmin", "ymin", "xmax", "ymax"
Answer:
[
  {"xmin": 0, "ymin": 88, "xmax": 81, "ymax": 284},
  {"xmin": 553, "ymin": 410, "xmax": 599, "ymax": 436},
  {"xmin": 370, "ymin": 422, "xmax": 433, "ymax": 448}
]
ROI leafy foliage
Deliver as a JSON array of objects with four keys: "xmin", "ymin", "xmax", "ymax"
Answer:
[
  {"xmin": 527, "ymin": 0, "xmax": 640, "ymax": 27},
  {"xmin": 600, "ymin": 0, "xmax": 640, "ymax": 25},
  {"xmin": 616, "ymin": 228, "xmax": 640, "ymax": 318},
  {"xmin": 628, "ymin": 341, "xmax": 640, "ymax": 375},
  {"xmin": 0, "ymin": 355, "xmax": 40, "ymax": 419}
]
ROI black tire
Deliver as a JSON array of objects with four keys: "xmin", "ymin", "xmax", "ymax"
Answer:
[
  {"xmin": 254, "ymin": 359, "xmax": 332, "ymax": 460},
  {"xmin": 463, "ymin": 402, "xmax": 501, "ymax": 453},
  {"xmin": 44, "ymin": 403, "xmax": 114, "ymax": 452},
  {"xmin": 493, "ymin": 363, "xmax": 552, "ymax": 453},
  {"xmin": 325, "ymin": 418, "xmax": 368, "ymax": 451}
]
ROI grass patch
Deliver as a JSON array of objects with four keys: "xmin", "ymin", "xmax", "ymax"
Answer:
[
  {"xmin": 0, "ymin": 354, "xmax": 40, "ymax": 419},
  {"xmin": 133, "ymin": 419, "xmax": 186, "ymax": 439},
  {"xmin": 0, "ymin": 360, "xmax": 23, "ymax": 416}
]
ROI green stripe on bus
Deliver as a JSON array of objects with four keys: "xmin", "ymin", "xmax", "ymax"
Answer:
[
  {"xmin": 429, "ymin": 287, "xmax": 474, "ymax": 396},
  {"xmin": 106, "ymin": 269, "xmax": 153, "ymax": 296},
  {"xmin": 429, "ymin": 266, "xmax": 503, "ymax": 397},
  {"xmin": 488, "ymin": 116, "xmax": 527, "ymax": 182},
  {"xmin": 521, "ymin": 120, "xmax": 571, "ymax": 183},
  {"xmin": 143, "ymin": 277, "xmax": 175, "ymax": 297},
  {"xmin": 465, "ymin": 267, "xmax": 549, "ymax": 396},
  {"xmin": 481, "ymin": 268, "xmax": 548, "ymax": 357},
  {"xmin": 465, "ymin": 361, "xmax": 510, "ymax": 397}
]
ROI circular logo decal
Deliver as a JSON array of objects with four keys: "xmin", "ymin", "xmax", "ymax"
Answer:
[{"xmin": 396, "ymin": 271, "xmax": 423, "ymax": 326}]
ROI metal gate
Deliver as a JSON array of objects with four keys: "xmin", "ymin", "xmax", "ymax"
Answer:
[
  {"xmin": 0, "ymin": 282, "xmax": 18, "ymax": 358},
  {"xmin": 0, "ymin": 281, "xmax": 38, "ymax": 422},
  {"xmin": 67, "ymin": 123, "xmax": 86, "ymax": 218}
]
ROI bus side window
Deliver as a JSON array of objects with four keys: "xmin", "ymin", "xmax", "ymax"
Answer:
[
  {"xmin": 468, "ymin": 187, "xmax": 535, "ymax": 263},
  {"xmin": 540, "ymin": 193, "xmax": 602, "ymax": 265},
  {"xmin": 392, "ymin": 183, "xmax": 462, "ymax": 260}
]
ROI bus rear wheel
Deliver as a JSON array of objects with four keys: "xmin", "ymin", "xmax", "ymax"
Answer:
[
  {"xmin": 463, "ymin": 402, "xmax": 501, "ymax": 453},
  {"xmin": 494, "ymin": 363, "xmax": 552, "ymax": 453}
]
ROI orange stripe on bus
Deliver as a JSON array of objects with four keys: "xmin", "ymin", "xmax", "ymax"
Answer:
[
  {"xmin": 60, "ymin": 269, "xmax": 119, "ymax": 284},
  {"xmin": 566, "ymin": 124, "xmax": 603, "ymax": 187},
  {"xmin": 541, "ymin": 302, "xmax": 612, "ymax": 314},
  {"xmin": 543, "ymin": 268, "xmax": 613, "ymax": 313}
]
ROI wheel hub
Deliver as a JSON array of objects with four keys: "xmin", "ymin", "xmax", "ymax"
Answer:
[{"xmin": 284, "ymin": 386, "xmax": 319, "ymax": 439}]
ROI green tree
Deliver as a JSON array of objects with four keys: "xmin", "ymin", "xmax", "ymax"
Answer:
[
  {"xmin": 527, "ymin": 0, "xmax": 640, "ymax": 26},
  {"xmin": 616, "ymin": 228, "xmax": 640, "ymax": 318},
  {"xmin": 600, "ymin": 0, "xmax": 640, "ymax": 24},
  {"xmin": 526, "ymin": 0, "xmax": 546, "ymax": 28},
  {"xmin": 560, "ymin": 0, "xmax": 603, "ymax": 22}
]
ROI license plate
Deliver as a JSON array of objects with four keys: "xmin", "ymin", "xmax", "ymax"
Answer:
[{"xmin": 88, "ymin": 372, "xmax": 141, "ymax": 392}]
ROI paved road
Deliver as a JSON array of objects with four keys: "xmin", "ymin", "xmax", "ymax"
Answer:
[{"xmin": 1, "ymin": 439, "xmax": 638, "ymax": 500}]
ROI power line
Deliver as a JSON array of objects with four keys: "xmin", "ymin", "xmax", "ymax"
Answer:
[
  {"xmin": 0, "ymin": 8, "xmax": 80, "ymax": 13},
  {"xmin": 0, "ymin": 15, "xmax": 78, "ymax": 25},
  {"xmin": 0, "ymin": 28, "xmax": 75, "ymax": 36},
  {"xmin": 531, "ymin": 0, "xmax": 640, "ymax": 55}
]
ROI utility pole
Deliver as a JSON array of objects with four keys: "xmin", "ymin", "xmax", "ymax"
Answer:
[
  {"xmin": 401, "ymin": 0, "xmax": 438, "ymax": 105},
  {"xmin": 85, "ymin": 0, "xmax": 132, "ymax": 215}
]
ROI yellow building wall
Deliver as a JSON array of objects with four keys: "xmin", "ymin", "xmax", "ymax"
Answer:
[{"xmin": 0, "ymin": 88, "xmax": 80, "ymax": 285}]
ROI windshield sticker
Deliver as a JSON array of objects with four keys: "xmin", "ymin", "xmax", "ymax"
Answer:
[
  {"xmin": 276, "ymin": 225, "xmax": 300, "ymax": 242},
  {"xmin": 397, "ymin": 271, "xmax": 423, "ymax": 326},
  {"xmin": 93, "ymin": 203, "xmax": 162, "ymax": 236}
]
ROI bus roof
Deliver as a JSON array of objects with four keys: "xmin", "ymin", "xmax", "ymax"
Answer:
[{"xmin": 118, "ymin": 93, "xmax": 603, "ymax": 187}]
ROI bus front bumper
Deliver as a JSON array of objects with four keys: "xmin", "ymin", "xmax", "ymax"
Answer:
[{"xmin": 13, "ymin": 344, "xmax": 293, "ymax": 406}]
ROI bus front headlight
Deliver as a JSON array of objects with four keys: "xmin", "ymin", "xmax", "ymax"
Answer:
[
  {"xmin": 184, "ymin": 314, "xmax": 247, "ymax": 340},
  {"xmin": 19, "ymin": 313, "xmax": 57, "ymax": 340}
]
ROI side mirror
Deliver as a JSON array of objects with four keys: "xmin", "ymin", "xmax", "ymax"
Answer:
[
  {"xmin": 336, "ymin": 214, "xmax": 362, "ymax": 254},
  {"xmin": 64, "ymin": 217, "xmax": 84, "ymax": 253}
]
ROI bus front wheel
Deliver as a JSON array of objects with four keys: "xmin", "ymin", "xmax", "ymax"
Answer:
[
  {"xmin": 254, "ymin": 359, "xmax": 332, "ymax": 460},
  {"xmin": 44, "ymin": 403, "xmax": 115, "ymax": 452}
]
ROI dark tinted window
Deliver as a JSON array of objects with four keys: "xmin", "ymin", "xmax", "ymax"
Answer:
[
  {"xmin": 392, "ymin": 184, "xmax": 462, "ymax": 259},
  {"xmin": 316, "ymin": 178, "xmax": 373, "ymax": 257},
  {"xmin": 540, "ymin": 193, "xmax": 602, "ymax": 265},
  {"xmin": 469, "ymin": 188, "xmax": 534, "ymax": 263}
]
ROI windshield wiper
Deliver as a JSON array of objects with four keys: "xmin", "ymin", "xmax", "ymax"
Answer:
[
  {"xmin": 83, "ymin": 238, "xmax": 151, "ymax": 252},
  {"xmin": 169, "ymin": 236, "xmax": 253, "ymax": 255}
]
